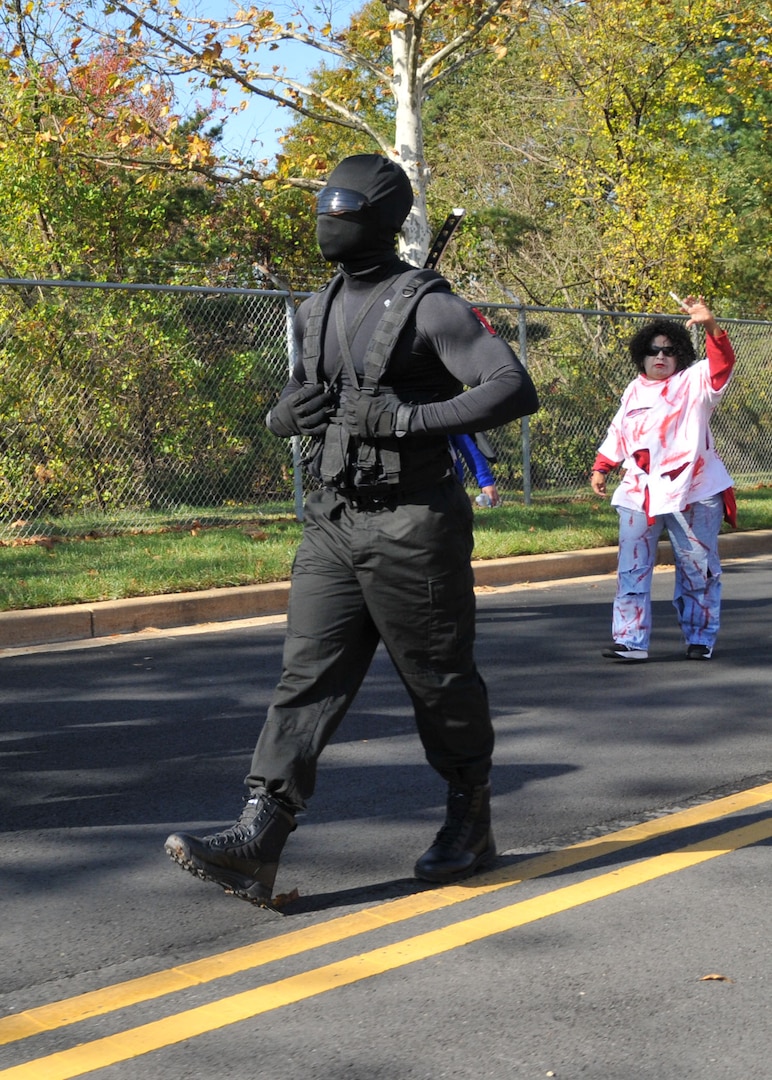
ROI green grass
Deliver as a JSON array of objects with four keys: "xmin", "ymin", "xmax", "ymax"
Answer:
[{"xmin": 1, "ymin": 487, "xmax": 770, "ymax": 613}]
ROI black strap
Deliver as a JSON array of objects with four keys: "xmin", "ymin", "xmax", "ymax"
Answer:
[
  {"xmin": 334, "ymin": 276, "xmax": 397, "ymax": 391},
  {"xmin": 301, "ymin": 274, "xmax": 343, "ymax": 387},
  {"xmin": 360, "ymin": 269, "xmax": 449, "ymax": 393}
]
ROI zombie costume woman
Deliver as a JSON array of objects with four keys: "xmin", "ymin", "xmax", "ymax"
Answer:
[{"xmin": 591, "ymin": 298, "xmax": 736, "ymax": 662}]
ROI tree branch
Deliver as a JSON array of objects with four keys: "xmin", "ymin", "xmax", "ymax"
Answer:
[{"xmin": 416, "ymin": 0, "xmax": 521, "ymax": 82}]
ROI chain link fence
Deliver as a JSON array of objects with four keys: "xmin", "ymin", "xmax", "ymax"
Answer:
[{"xmin": 1, "ymin": 279, "xmax": 770, "ymax": 541}]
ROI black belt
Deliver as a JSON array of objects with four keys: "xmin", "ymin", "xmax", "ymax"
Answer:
[
  {"xmin": 329, "ymin": 472, "xmax": 454, "ymax": 512},
  {"xmin": 334, "ymin": 489, "xmax": 399, "ymax": 512}
]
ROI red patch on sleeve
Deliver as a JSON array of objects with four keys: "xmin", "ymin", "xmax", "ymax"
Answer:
[{"xmin": 471, "ymin": 307, "xmax": 497, "ymax": 335}]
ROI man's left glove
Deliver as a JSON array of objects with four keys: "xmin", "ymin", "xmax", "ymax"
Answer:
[
  {"xmin": 343, "ymin": 390, "xmax": 414, "ymax": 439},
  {"xmin": 266, "ymin": 383, "xmax": 333, "ymax": 438}
]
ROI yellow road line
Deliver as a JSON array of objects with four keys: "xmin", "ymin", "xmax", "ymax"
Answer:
[
  {"xmin": 2, "ymin": 812, "xmax": 771, "ymax": 1080},
  {"xmin": 2, "ymin": 780, "xmax": 771, "ymax": 1050}
]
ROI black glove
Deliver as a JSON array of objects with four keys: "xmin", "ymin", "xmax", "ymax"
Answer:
[
  {"xmin": 266, "ymin": 384, "xmax": 333, "ymax": 437},
  {"xmin": 343, "ymin": 390, "xmax": 413, "ymax": 439}
]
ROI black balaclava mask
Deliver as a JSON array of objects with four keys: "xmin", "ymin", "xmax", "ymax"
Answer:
[{"xmin": 316, "ymin": 154, "xmax": 414, "ymax": 274}]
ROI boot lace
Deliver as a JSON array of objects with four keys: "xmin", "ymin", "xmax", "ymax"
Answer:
[
  {"xmin": 433, "ymin": 790, "xmax": 474, "ymax": 849},
  {"xmin": 207, "ymin": 796, "xmax": 266, "ymax": 848}
]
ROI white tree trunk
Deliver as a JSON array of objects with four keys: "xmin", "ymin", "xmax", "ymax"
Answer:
[{"xmin": 389, "ymin": 7, "xmax": 432, "ymax": 266}]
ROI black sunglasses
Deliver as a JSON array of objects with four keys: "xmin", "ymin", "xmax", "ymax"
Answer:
[{"xmin": 645, "ymin": 345, "xmax": 678, "ymax": 357}]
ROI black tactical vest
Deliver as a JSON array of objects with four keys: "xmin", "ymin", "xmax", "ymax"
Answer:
[{"xmin": 301, "ymin": 268, "xmax": 450, "ymax": 489}]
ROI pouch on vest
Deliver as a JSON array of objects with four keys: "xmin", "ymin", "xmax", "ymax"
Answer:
[{"xmin": 319, "ymin": 416, "xmax": 351, "ymax": 486}]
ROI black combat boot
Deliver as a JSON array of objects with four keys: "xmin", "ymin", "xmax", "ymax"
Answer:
[
  {"xmin": 164, "ymin": 792, "xmax": 296, "ymax": 905},
  {"xmin": 414, "ymin": 783, "xmax": 496, "ymax": 884}
]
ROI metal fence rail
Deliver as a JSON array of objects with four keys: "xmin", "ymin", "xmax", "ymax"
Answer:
[{"xmin": 1, "ymin": 279, "xmax": 770, "ymax": 541}]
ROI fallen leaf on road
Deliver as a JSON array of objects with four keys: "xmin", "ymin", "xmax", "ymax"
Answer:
[
  {"xmin": 699, "ymin": 973, "xmax": 734, "ymax": 983},
  {"xmin": 272, "ymin": 888, "xmax": 300, "ymax": 908}
]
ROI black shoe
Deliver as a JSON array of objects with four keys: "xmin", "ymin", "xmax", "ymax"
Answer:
[
  {"xmin": 414, "ymin": 784, "xmax": 496, "ymax": 884},
  {"xmin": 601, "ymin": 643, "xmax": 648, "ymax": 661},
  {"xmin": 164, "ymin": 793, "xmax": 296, "ymax": 905},
  {"xmin": 686, "ymin": 644, "xmax": 713, "ymax": 660}
]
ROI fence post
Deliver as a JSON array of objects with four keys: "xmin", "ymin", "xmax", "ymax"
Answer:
[
  {"xmin": 516, "ymin": 300, "xmax": 532, "ymax": 506},
  {"xmin": 283, "ymin": 293, "xmax": 305, "ymax": 522}
]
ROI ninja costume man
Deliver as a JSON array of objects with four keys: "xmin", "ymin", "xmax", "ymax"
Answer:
[{"xmin": 165, "ymin": 154, "xmax": 539, "ymax": 903}]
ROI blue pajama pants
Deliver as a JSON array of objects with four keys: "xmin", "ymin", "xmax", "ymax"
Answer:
[{"xmin": 612, "ymin": 496, "xmax": 724, "ymax": 652}]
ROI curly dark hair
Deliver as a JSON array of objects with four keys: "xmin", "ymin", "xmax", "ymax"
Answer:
[{"xmin": 628, "ymin": 318, "xmax": 696, "ymax": 374}]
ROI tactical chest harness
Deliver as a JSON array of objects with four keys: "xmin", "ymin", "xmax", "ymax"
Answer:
[{"xmin": 301, "ymin": 267, "xmax": 450, "ymax": 489}]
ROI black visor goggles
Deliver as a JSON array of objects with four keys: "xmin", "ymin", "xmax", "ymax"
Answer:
[{"xmin": 316, "ymin": 186, "xmax": 371, "ymax": 216}]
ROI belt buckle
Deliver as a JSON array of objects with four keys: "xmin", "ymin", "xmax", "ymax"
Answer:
[{"xmin": 350, "ymin": 491, "xmax": 391, "ymax": 512}]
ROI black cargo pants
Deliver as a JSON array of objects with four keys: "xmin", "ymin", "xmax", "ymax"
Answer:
[{"xmin": 246, "ymin": 477, "xmax": 493, "ymax": 810}]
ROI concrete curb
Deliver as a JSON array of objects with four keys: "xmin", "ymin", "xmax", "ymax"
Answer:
[{"xmin": 1, "ymin": 530, "xmax": 770, "ymax": 651}]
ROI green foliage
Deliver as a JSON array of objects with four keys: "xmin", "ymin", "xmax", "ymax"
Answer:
[
  {"xmin": 0, "ymin": 28, "xmax": 303, "ymax": 523},
  {"xmin": 422, "ymin": 0, "xmax": 772, "ymax": 316},
  {"xmin": 0, "ymin": 285, "xmax": 291, "ymax": 521},
  {"xmin": 0, "ymin": 40, "xmax": 226, "ymax": 283}
]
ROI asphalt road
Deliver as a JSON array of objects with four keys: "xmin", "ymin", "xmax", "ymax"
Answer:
[{"xmin": 1, "ymin": 555, "xmax": 771, "ymax": 1079}]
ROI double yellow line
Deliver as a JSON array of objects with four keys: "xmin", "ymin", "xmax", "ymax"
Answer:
[{"xmin": 3, "ymin": 781, "xmax": 772, "ymax": 1079}]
